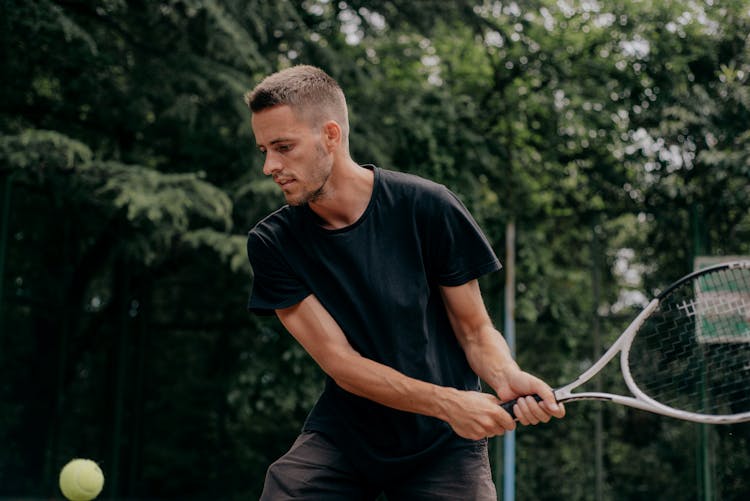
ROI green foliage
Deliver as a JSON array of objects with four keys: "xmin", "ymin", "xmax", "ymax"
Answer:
[
  {"xmin": 181, "ymin": 229, "xmax": 249, "ymax": 274},
  {"xmin": 91, "ymin": 162, "xmax": 234, "ymax": 264},
  {"xmin": 0, "ymin": 129, "xmax": 93, "ymax": 170}
]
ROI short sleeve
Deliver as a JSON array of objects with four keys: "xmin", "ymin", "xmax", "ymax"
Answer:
[
  {"xmin": 425, "ymin": 186, "xmax": 502, "ymax": 286},
  {"xmin": 246, "ymin": 228, "xmax": 311, "ymax": 315}
]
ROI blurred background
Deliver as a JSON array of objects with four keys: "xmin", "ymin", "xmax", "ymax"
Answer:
[{"xmin": 1, "ymin": 0, "xmax": 749, "ymax": 499}]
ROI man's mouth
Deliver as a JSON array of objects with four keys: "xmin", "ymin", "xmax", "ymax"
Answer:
[{"xmin": 275, "ymin": 177, "xmax": 295, "ymax": 187}]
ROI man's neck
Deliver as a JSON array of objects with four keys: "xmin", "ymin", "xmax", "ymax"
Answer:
[{"xmin": 308, "ymin": 159, "xmax": 374, "ymax": 230}]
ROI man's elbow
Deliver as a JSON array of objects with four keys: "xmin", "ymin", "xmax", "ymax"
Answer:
[{"xmin": 315, "ymin": 347, "xmax": 361, "ymax": 391}]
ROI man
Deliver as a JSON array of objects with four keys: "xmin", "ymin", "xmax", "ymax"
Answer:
[{"xmin": 245, "ymin": 65, "xmax": 564, "ymax": 500}]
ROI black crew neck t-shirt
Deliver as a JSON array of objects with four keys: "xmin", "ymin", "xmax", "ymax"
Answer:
[{"xmin": 247, "ymin": 165, "xmax": 502, "ymax": 481}]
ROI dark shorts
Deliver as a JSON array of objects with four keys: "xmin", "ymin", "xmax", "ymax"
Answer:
[{"xmin": 260, "ymin": 431, "xmax": 497, "ymax": 500}]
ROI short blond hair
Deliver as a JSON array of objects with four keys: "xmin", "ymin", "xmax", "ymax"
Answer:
[{"xmin": 245, "ymin": 65, "xmax": 350, "ymax": 143}]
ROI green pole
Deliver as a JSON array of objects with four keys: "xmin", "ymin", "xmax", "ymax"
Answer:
[
  {"xmin": 591, "ymin": 218, "xmax": 604, "ymax": 501},
  {"xmin": 110, "ymin": 263, "xmax": 130, "ymax": 497},
  {"xmin": 691, "ymin": 204, "xmax": 712, "ymax": 501},
  {"xmin": 0, "ymin": 171, "xmax": 17, "ymax": 360},
  {"xmin": 502, "ymin": 221, "xmax": 516, "ymax": 501}
]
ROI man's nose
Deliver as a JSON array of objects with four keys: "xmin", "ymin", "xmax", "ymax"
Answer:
[{"xmin": 263, "ymin": 153, "xmax": 282, "ymax": 176}]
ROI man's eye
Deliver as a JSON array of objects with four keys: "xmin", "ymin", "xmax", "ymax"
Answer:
[{"xmin": 277, "ymin": 144, "xmax": 292, "ymax": 152}]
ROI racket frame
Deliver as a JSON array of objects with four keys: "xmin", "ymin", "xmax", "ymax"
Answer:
[{"xmin": 547, "ymin": 261, "xmax": 750, "ymax": 424}]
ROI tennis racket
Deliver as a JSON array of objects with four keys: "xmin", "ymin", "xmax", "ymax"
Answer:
[{"xmin": 501, "ymin": 260, "xmax": 750, "ymax": 424}]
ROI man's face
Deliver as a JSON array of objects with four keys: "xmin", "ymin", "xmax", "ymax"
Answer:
[{"xmin": 251, "ymin": 105, "xmax": 333, "ymax": 206}]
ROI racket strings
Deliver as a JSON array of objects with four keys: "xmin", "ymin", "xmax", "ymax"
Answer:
[{"xmin": 628, "ymin": 266, "xmax": 750, "ymax": 416}]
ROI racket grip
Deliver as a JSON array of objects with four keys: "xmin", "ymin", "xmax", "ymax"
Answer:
[{"xmin": 500, "ymin": 394, "xmax": 543, "ymax": 420}]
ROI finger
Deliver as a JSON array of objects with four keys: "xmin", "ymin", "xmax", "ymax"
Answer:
[
  {"xmin": 536, "ymin": 385, "xmax": 562, "ymax": 416},
  {"xmin": 471, "ymin": 394, "xmax": 514, "ymax": 436},
  {"xmin": 525, "ymin": 396, "xmax": 551, "ymax": 424},
  {"xmin": 515, "ymin": 397, "xmax": 540, "ymax": 426},
  {"xmin": 513, "ymin": 401, "xmax": 529, "ymax": 426},
  {"xmin": 496, "ymin": 405, "xmax": 517, "ymax": 431},
  {"xmin": 540, "ymin": 400, "xmax": 566, "ymax": 419},
  {"xmin": 482, "ymin": 393, "xmax": 515, "ymax": 432}
]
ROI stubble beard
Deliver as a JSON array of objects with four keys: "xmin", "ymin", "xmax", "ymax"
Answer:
[{"xmin": 287, "ymin": 143, "xmax": 333, "ymax": 206}]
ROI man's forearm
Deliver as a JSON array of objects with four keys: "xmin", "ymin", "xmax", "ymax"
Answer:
[
  {"xmin": 276, "ymin": 294, "xmax": 468, "ymax": 423},
  {"xmin": 326, "ymin": 347, "xmax": 468, "ymax": 422},
  {"xmin": 326, "ymin": 345, "xmax": 516, "ymax": 439},
  {"xmin": 461, "ymin": 324, "xmax": 521, "ymax": 392}
]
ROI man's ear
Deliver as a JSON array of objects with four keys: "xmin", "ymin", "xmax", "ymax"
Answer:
[{"xmin": 322, "ymin": 120, "xmax": 342, "ymax": 151}]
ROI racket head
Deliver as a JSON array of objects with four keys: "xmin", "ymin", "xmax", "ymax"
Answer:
[{"xmin": 622, "ymin": 261, "xmax": 750, "ymax": 423}]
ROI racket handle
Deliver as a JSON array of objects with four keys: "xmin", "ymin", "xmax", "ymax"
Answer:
[{"xmin": 500, "ymin": 394, "xmax": 543, "ymax": 420}]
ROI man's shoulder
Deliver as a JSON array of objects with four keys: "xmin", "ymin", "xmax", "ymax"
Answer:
[
  {"xmin": 248, "ymin": 204, "xmax": 297, "ymax": 241},
  {"xmin": 377, "ymin": 167, "xmax": 450, "ymax": 201}
]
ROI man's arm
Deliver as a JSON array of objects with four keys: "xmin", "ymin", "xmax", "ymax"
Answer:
[
  {"xmin": 276, "ymin": 293, "xmax": 518, "ymax": 439},
  {"xmin": 439, "ymin": 279, "xmax": 565, "ymax": 426}
]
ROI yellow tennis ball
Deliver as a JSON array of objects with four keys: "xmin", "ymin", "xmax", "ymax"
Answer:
[{"xmin": 59, "ymin": 459, "xmax": 104, "ymax": 501}]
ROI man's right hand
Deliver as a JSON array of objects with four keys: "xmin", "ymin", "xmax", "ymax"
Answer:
[{"xmin": 439, "ymin": 389, "xmax": 516, "ymax": 440}]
